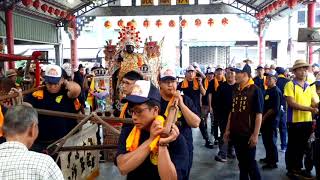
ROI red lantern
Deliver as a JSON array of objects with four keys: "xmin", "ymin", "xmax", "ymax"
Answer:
[
  {"xmin": 66, "ymin": 14, "xmax": 72, "ymax": 21},
  {"xmin": 169, "ymin": 20, "xmax": 176, "ymax": 28},
  {"xmin": 22, "ymin": 0, "xmax": 33, "ymax": 7},
  {"xmin": 180, "ymin": 19, "xmax": 187, "ymax": 28},
  {"xmin": 33, "ymin": 0, "xmax": 40, "ymax": 9},
  {"xmin": 127, "ymin": 19, "xmax": 136, "ymax": 28},
  {"xmin": 143, "ymin": 19, "xmax": 150, "ymax": 28},
  {"xmin": 273, "ymin": 1, "xmax": 280, "ymax": 10},
  {"xmin": 268, "ymin": 5, "xmax": 274, "ymax": 13},
  {"xmin": 48, "ymin": 7, "xmax": 54, "ymax": 14},
  {"xmin": 54, "ymin": 9, "xmax": 61, "ymax": 16},
  {"xmin": 288, "ymin": 0, "xmax": 297, "ymax": 9},
  {"xmin": 156, "ymin": 19, "xmax": 162, "ymax": 28},
  {"xmin": 41, "ymin": 4, "xmax": 48, "ymax": 12},
  {"xmin": 60, "ymin": 11, "xmax": 66, "ymax": 18},
  {"xmin": 280, "ymin": 0, "xmax": 287, "ymax": 7},
  {"xmin": 117, "ymin": 19, "xmax": 124, "ymax": 27},
  {"xmin": 221, "ymin": 17, "xmax": 228, "ymax": 26},
  {"xmin": 104, "ymin": 20, "xmax": 112, "ymax": 29},
  {"xmin": 195, "ymin": 18, "xmax": 201, "ymax": 27},
  {"xmin": 255, "ymin": 13, "xmax": 261, "ymax": 20},
  {"xmin": 208, "ymin": 18, "xmax": 214, "ymax": 27}
]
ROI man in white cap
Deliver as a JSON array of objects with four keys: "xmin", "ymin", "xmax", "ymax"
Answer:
[
  {"xmin": 284, "ymin": 59, "xmax": 319, "ymax": 179},
  {"xmin": 24, "ymin": 64, "xmax": 81, "ymax": 155},
  {"xmin": 159, "ymin": 68, "xmax": 200, "ymax": 178},
  {"xmin": 178, "ymin": 65, "xmax": 213, "ymax": 148},
  {"xmin": 115, "ymin": 80, "xmax": 190, "ymax": 180}
]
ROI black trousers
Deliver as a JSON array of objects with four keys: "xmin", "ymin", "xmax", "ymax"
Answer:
[
  {"xmin": 200, "ymin": 106, "xmax": 211, "ymax": 141},
  {"xmin": 285, "ymin": 122, "xmax": 313, "ymax": 172},
  {"xmin": 261, "ymin": 120, "xmax": 278, "ymax": 165},
  {"xmin": 231, "ymin": 135, "xmax": 261, "ymax": 180}
]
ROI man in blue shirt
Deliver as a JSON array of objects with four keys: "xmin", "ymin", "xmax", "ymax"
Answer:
[
  {"xmin": 261, "ymin": 71, "xmax": 281, "ymax": 169},
  {"xmin": 178, "ymin": 65, "xmax": 212, "ymax": 148},
  {"xmin": 115, "ymin": 80, "xmax": 189, "ymax": 180},
  {"xmin": 275, "ymin": 67, "xmax": 290, "ymax": 152},
  {"xmin": 159, "ymin": 68, "xmax": 200, "ymax": 178}
]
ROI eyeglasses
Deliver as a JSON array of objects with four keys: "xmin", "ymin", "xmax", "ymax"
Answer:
[
  {"xmin": 162, "ymin": 80, "xmax": 177, "ymax": 84},
  {"xmin": 128, "ymin": 107, "xmax": 150, "ymax": 116},
  {"xmin": 45, "ymin": 82, "xmax": 59, "ymax": 86}
]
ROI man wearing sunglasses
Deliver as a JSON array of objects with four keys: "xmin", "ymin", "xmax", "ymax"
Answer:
[
  {"xmin": 115, "ymin": 80, "xmax": 189, "ymax": 180},
  {"xmin": 24, "ymin": 64, "xmax": 81, "ymax": 155}
]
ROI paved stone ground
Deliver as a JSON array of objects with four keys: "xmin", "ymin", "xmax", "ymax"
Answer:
[{"xmin": 97, "ymin": 124, "xmax": 317, "ymax": 180}]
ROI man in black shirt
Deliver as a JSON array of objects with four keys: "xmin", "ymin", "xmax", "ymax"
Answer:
[
  {"xmin": 24, "ymin": 64, "xmax": 81, "ymax": 154},
  {"xmin": 201, "ymin": 68, "xmax": 215, "ymax": 144},
  {"xmin": 261, "ymin": 72, "xmax": 281, "ymax": 169},
  {"xmin": 224, "ymin": 63, "xmax": 263, "ymax": 180},
  {"xmin": 253, "ymin": 65, "xmax": 266, "ymax": 95},
  {"xmin": 115, "ymin": 80, "xmax": 189, "ymax": 180},
  {"xmin": 159, "ymin": 68, "xmax": 200, "ymax": 177},
  {"xmin": 215, "ymin": 70, "xmax": 236, "ymax": 162},
  {"xmin": 178, "ymin": 65, "xmax": 211, "ymax": 148}
]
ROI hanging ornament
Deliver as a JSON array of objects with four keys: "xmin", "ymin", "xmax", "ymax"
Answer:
[
  {"xmin": 54, "ymin": 9, "xmax": 61, "ymax": 16},
  {"xmin": 104, "ymin": 20, "xmax": 112, "ymax": 29},
  {"xmin": 143, "ymin": 19, "xmax": 150, "ymax": 28},
  {"xmin": 268, "ymin": 5, "xmax": 274, "ymax": 13},
  {"xmin": 66, "ymin": 14, "xmax": 72, "ymax": 21},
  {"xmin": 60, "ymin": 11, "xmax": 66, "ymax": 18},
  {"xmin": 208, "ymin": 18, "xmax": 214, "ymax": 27},
  {"xmin": 127, "ymin": 19, "xmax": 136, "ymax": 28},
  {"xmin": 156, "ymin": 19, "xmax": 162, "ymax": 28},
  {"xmin": 22, "ymin": 0, "xmax": 33, "ymax": 7},
  {"xmin": 131, "ymin": 19, "xmax": 137, "ymax": 28},
  {"xmin": 221, "ymin": 17, "xmax": 228, "ymax": 26},
  {"xmin": 48, "ymin": 7, "xmax": 54, "ymax": 14},
  {"xmin": 255, "ymin": 13, "xmax": 261, "ymax": 20},
  {"xmin": 169, "ymin": 20, "xmax": 176, "ymax": 28},
  {"xmin": 288, "ymin": 0, "xmax": 297, "ymax": 9},
  {"xmin": 41, "ymin": 4, "xmax": 49, "ymax": 12},
  {"xmin": 195, "ymin": 18, "xmax": 201, "ymax": 27},
  {"xmin": 180, "ymin": 19, "xmax": 187, "ymax": 28},
  {"xmin": 280, "ymin": 0, "xmax": 286, "ymax": 7},
  {"xmin": 117, "ymin": 19, "xmax": 124, "ymax": 27},
  {"xmin": 33, "ymin": 0, "xmax": 40, "ymax": 9},
  {"xmin": 273, "ymin": 1, "xmax": 280, "ymax": 10}
]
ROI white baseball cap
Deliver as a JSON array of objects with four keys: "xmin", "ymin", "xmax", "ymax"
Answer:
[
  {"xmin": 160, "ymin": 68, "xmax": 176, "ymax": 81},
  {"xmin": 44, "ymin": 64, "xmax": 62, "ymax": 84}
]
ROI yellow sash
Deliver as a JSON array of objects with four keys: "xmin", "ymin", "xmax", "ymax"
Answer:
[
  {"xmin": 240, "ymin": 78, "xmax": 255, "ymax": 91},
  {"xmin": 214, "ymin": 76, "xmax": 226, "ymax": 91},
  {"xmin": 119, "ymin": 103, "xmax": 128, "ymax": 118},
  {"xmin": 126, "ymin": 115, "xmax": 165, "ymax": 165},
  {"xmin": 181, "ymin": 78, "xmax": 199, "ymax": 90}
]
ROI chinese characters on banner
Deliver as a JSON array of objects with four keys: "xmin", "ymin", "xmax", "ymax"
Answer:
[
  {"xmin": 176, "ymin": 0, "xmax": 189, "ymax": 5},
  {"xmin": 159, "ymin": 0, "xmax": 171, "ymax": 5},
  {"xmin": 59, "ymin": 125, "xmax": 100, "ymax": 180},
  {"xmin": 141, "ymin": 0, "xmax": 154, "ymax": 6}
]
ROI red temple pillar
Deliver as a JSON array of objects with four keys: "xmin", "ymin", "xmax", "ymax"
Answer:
[
  {"xmin": 258, "ymin": 21, "xmax": 265, "ymax": 65},
  {"xmin": 5, "ymin": 8, "xmax": 15, "ymax": 69},
  {"xmin": 307, "ymin": 2, "xmax": 315, "ymax": 64},
  {"xmin": 70, "ymin": 19, "xmax": 78, "ymax": 71}
]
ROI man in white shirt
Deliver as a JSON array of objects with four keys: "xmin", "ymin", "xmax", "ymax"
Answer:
[{"xmin": 0, "ymin": 105, "xmax": 64, "ymax": 180}]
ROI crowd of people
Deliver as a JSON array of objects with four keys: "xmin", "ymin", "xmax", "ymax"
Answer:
[{"xmin": 0, "ymin": 57, "xmax": 319, "ymax": 180}]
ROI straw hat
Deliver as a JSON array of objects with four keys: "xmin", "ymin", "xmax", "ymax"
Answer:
[{"xmin": 292, "ymin": 59, "xmax": 310, "ymax": 71}]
